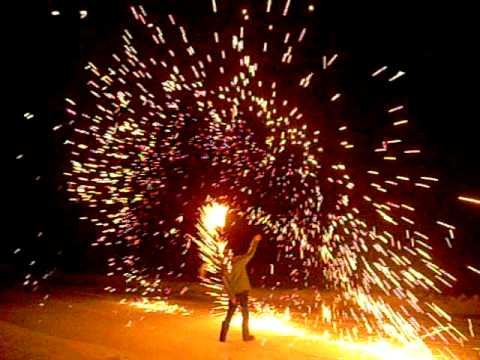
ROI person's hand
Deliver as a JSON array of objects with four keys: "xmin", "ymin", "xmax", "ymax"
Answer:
[
  {"xmin": 253, "ymin": 234, "xmax": 262, "ymax": 242},
  {"xmin": 230, "ymin": 297, "xmax": 237, "ymax": 305}
]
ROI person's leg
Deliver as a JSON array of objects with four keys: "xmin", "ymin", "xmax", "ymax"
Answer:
[
  {"xmin": 220, "ymin": 299, "xmax": 237, "ymax": 342},
  {"xmin": 238, "ymin": 291, "xmax": 254, "ymax": 341}
]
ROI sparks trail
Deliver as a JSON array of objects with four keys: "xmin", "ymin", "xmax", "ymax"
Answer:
[{"xmin": 56, "ymin": 2, "xmax": 476, "ymax": 358}]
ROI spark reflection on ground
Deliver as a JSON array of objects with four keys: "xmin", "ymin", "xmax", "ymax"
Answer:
[{"xmin": 231, "ymin": 311, "xmax": 433, "ymax": 360}]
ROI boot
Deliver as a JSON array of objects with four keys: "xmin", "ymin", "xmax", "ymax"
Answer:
[
  {"xmin": 243, "ymin": 334, "xmax": 255, "ymax": 341},
  {"xmin": 219, "ymin": 321, "xmax": 229, "ymax": 342},
  {"xmin": 242, "ymin": 319, "xmax": 255, "ymax": 341}
]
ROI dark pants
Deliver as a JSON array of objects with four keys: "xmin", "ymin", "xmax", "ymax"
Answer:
[{"xmin": 220, "ymin": 291, "xmax": 250, "ymax": 340}]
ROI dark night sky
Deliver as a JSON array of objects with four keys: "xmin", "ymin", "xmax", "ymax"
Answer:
[{"xmin": 6, "ymin": 1, "xmax": 479, "ymax": 291}]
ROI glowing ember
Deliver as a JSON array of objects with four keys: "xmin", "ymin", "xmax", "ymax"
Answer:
[
  {"xmin": 458, "ymin": 196, "xmax": 480, "ymax": 206},
  {"xmin": 128, "ymin": 298, "xmax": 192, "ymax": 316}
]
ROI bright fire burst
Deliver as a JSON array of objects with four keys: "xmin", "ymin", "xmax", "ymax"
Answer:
[{"xmin": 202, "ymin": 203, "xmax": 229, "ymax": 233}]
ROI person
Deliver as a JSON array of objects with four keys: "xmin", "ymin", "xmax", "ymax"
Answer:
[{"xmin": 220, "ymin": 234, "xmax": 262, "ymax": 342}]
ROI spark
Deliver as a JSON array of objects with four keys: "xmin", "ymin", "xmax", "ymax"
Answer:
[
  {"xmin": 388, "ymin": 105, "xmax": 404, "ymax": 113},
  {"xmin": 467, "ymin": 265, "xmax": 480, "ymax": 275},
  {"xmin": 331, "ymin": 93, "xmax": 341, "ymax": 101},
  {"xmin": 389, "ymin": 70, "xmax": 406, "ymax": 82},
  {"xmin": 458, "ymin": 196, "xmax": 480, "ymax": 205},
  {"xmin": 327, "ymin": 54, "xmax": 338, "ymax": 67},
  {"xmin": 266, "ymin": 0, "xmax": 273, "ymax": 13},
  {"xmin": 372, "ymin": 66, "xmax": 388, "ymax": 77},
  {"xmin": 282, "ymin": 0, "xmax": 291, "ymax": 16},
  {"xmin": 393, "ymin": 119, "xmax": 408, "ymax": 126},
  {"xmin": 436, "ymin": 221, "xmax": 455, "ymax": 230},
  {"xmin": 298, "ymin": 28, "xmax": 307, "ymax": 42},
  {"xmin": 468, "ymin": 319, "xmax": 475, "ymax": 337},
  {"xmin": 420, "ymin": 177, "xmax": 439, "ymax": 182}
]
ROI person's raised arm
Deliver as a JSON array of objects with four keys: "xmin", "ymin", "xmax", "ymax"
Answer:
[{"xmin": 244, "ymin": 234, "xmax": 262, "ymax": 263}]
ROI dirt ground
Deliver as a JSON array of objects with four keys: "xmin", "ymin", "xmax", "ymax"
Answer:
[
  {"xmin": 0, "ymin": 288, "xmax": 366, "ymax": 360},
  {"xmin": 0, "ymin": 285, "xmax": 478, "ymax": 359}
]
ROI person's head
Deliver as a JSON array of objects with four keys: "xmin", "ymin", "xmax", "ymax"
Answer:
[
  {"xmin": 226, "ymin": 219, "xmax": 263, "ymax": 254},
  {"xmin": 226, "ymin": 224, "xmax": 250, "ymax": 256},
  {"xmin": 230, "ymin": 237, "xmax": 249, "ymax": 257},
  {"xmin": 230, "ymin": 233, "xmax": 262, "ymax": 257}
]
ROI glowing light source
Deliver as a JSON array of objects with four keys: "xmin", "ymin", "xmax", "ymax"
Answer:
[{"xmin": 202, "ymin": 202, "xmax": 228, "ymax": 233}]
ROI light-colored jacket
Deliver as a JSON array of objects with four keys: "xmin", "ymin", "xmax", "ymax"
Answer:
[{"xmin": 223, "ymin": 240, "xmax": 259, "ymax": 296}]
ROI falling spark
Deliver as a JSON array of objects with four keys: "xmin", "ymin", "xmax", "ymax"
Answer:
[
  {"xmin": 420, "ymin": 177, "xmax": 439, "ymax": 182},
  {"xmin": 331, "ymin": 93, "xmax": 341, "ymax": 101},
  {"xmin": 458, "ymin": 196, "xmax": 480, "ymax": 205},
  {"xmin": 372, "ymin": 66, "xmax": 388, "ymax": 77},
  {"xmin": 327, "ymin": 54, "xmax": 338, "ymax": 67},
  {"xmin": 467, "ymin": 265, "xmax": 480, "ymax": 275},
  {"xmin": 468, "ymin": 319, "xmax": 475, "ymax": 337},
  {"xmin": 388, "ymin": 105, "xmax": 404, "ymax": 113},
  {"xmin": 389, "ymin": 70, "xmax": 406, "ymax": 82},
  {"xmin": 297, "ymin": 28, "xmax": 307, "ymax": 42},
  {"xmin": 266, "ymin": 0, "xmax": 272, "ymax": 13},
  {"xmin": 393, "ymin": 119, "xmax": 408, "ymax": 126},
  {"xmin": 282, "ymin": 0, "xmax": 291, "ymax": 16},
  {"xmin": 436, "ymin": 221, "xmax": 455, "ymax": 230}
]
